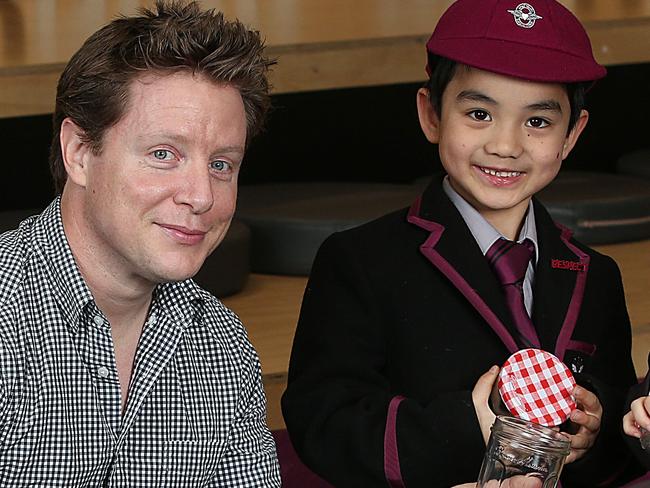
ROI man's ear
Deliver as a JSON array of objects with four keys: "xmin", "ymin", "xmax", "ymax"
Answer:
[
  {"xmin": 416, "ymin": 88, "xmax": 441, "ymax": 144},
  {"xmin": 561, "ymin": 109, "xmax": 589, "ymax": 160},
  {"xmin": 60, "ymin": 117, "xmax": 90, "ymax": 187}
]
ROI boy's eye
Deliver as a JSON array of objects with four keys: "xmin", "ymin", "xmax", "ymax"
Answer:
[
  {"xmin": 468, "ymin": 110, "xmax": 492, "ymax": 122},
  {"xmin": 526, "ymin": 117, "xmax": 550, "ymax": 128}
]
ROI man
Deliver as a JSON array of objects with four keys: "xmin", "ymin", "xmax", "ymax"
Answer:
[{"xmin": 0, "ymin": 1, "xmax": 280, "ymax": 486}]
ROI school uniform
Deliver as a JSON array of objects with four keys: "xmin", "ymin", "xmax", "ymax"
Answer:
[{"xmin": 282, "ymin": 174, "xmax": 640, "ymax": 487}]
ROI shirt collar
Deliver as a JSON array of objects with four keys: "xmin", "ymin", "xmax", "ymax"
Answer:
[
  {"xmin": 442, "ymin": 176, "xmax": 539, "ymax": 263},
  {"xmin": 32, "ymin": 197, "xmax": 94, "ymax": 332},
  {"xmin": 155, "ymin": 279, "xmax": 208, "ymax": 330}
]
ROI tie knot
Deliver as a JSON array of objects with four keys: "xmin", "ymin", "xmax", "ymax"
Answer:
[{"xmin": 487, "ymin": 238, "xmax": 534, "ymax": 286}]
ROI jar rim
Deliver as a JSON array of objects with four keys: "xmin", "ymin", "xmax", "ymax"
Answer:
[{"xmin": 492, "ymin": 416, "xmax": 571, "ymax": 453}]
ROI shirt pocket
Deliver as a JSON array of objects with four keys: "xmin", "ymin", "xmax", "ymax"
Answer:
[{"xmin": 161, "ymin": 439, "xmax": 225, "ymax": 487}]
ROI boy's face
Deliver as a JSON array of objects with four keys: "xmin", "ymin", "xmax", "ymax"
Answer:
[{"xmin": 417, "ymin": 67, "xmax": 588, "ymax": 236}]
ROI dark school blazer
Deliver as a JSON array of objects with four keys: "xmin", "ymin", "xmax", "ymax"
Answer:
[{"xmin": 282, "ymin": 175, "xmax": 642, "ymax": 487}]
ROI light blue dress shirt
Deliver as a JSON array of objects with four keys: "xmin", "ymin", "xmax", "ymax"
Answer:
[{"xmin": 442, "ymin": 177, "xmax": 538, "ymax": 316}]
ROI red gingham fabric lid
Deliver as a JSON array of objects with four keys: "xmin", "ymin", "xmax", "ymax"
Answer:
[{"xmin": 498, "ymin": 348, "xmax": 577, "ymax": 426}]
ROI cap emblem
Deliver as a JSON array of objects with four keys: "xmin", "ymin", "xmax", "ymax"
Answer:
[{"xmin": 507, "ymin": 3, "xmax": 543, "ymax": 29}]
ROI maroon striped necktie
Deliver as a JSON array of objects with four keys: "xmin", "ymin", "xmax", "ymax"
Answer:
[{"xmin": 486, "ymin": 238, "xmax": 540, "ymax": 349}]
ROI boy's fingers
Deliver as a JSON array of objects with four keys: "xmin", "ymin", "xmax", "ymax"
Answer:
[
  {"xmin": 570, "ymin": 409, "xmax": 600, "ymax": 432},
  {"xmin": 472, "ymin": 365, "xmax": 500, "ymax": 404},
  {"xmin": 472, "ymin": 366, "xmax": 500, "ymax": 444},
  {"xmin": 630, "ymin": 396, "xmax": 650, "ymax": 430},
  {"xmin": 572, "ymin": 386, "xmax": 602, "ymax": 416},
  {"xmin": 623, "ymin": 411, "xmax": 642, "ymax": 438},
  {"xmin": 567, "ymin": 430, "xmax": 594, "ymax": 450},
  {"xmin": 566, "ymin": 449, "xmax": 587, "ymax": 464}
]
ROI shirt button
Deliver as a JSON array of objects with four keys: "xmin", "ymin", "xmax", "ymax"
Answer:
[
  {"xmin": 93, "ymin": 315, "xmax": 105, "ymax": 327},
  {"xmin": 97, "ymin": 366, "xmax": 109, "ymax": 378},
  {"xmin": 147, "ymin": 314, "xmax": 157, "ymax": 326}
]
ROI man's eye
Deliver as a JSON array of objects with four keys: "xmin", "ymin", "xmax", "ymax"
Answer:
[
  {"xmin": 152, "ymin": 149, "xmax": 173, "ymax": 160},
  {"xmin": 210, "ymin": 160, "xmax": 231, "ymax": 172},
  {"xmin": 468, "ymin": 110, "xmax": 492, "ymax": 121},
  {"xmin": 527, "ymin": 117, "xmax": 550, "ymax": 128}
]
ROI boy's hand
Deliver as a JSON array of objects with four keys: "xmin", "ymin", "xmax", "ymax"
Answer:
[
  {"xmin": 453, "ymin": 477, "xmax": 542, "ymax": 488},
  {"xmin": 472, "ymin": 365, "xmax": 500, "ymax": 444},
  {"xmin": 484, "ymin": 478, "xmax": 543, "ymax": 488},
  {"xmin": 563, "ymin": 385, "xmax": 602, "ymax": 463},
  {"xmin": 623, "ymin": 395, "xmax": 650, "ymax": 438}
]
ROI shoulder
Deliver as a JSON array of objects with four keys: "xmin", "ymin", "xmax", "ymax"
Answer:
[
  {"xmin": 185, "ymin": 283, "xmax": 260, "ymax": 366},
  {"xmin": 319, "ymin": 205, "xmax": 418, "ymax": 256},
  {"xmin": 203, "ymin": 293, "xmax": 248, "ymax": 341},
  {"xmin": 0, "ymin": 217, "xmax": 40, "ymax": 396},
  {"xmin": 543, "ymin": 222, "xmax": 623, "ymax": 287},
  {"xmin": 569, "ymin": 237, "xmax": 622, "ymax": 282},
  {"xmin": 533, "ymin": 199, "xmax": 621, "ymax": 275},
  {"xmin": 319, "ymin": 176, "xmax": 453, "ymax": 254},
  {"xmin": 548, "ymin": 219, "xmax": 620, "ymax": 275},
  {"xmin": 0, "ymin": 215, "xmax": 40, "ymax": 311}
]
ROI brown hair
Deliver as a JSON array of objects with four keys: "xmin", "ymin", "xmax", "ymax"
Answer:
[{"xmin": 49, "ymin": 0, "xmax": 274, "ymax": 194}]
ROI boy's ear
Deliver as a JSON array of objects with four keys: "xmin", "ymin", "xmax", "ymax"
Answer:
[
  {"xmin": 417, "ymin": 88, "xmax": 440, "ymax": 144},
  {"xmin": 60, "ymin": 117, "xmax": 90, "ymax": 188},
  {"xmin": 561, "ymin": 109, "xmax": 589, "ymax": 160}
]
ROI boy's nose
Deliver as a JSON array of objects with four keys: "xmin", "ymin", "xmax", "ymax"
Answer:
[
  {"xmin": 484, "ymin": 125, "xmax": 524, "ymax": 159},
  {"xmin": 173, "ymin": 162, "xmax": 214, "ymax": 214}
]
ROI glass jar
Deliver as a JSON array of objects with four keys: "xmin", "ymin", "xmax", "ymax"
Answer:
[{"xmin": 477, "ymin": 416, "xmax": 570, "ymax": 488}]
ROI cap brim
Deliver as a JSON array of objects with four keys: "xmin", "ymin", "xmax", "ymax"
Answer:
[{"xmin": 428, "ymin": 37, "xmax": 606, "ymax": 83}]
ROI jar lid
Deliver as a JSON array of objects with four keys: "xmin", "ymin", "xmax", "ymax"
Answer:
[{"xmin": 498, "ymin": 348, "xmax": 577, "ymax": 426}]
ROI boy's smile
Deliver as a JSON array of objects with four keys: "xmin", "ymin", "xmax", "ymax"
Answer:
[
  {"xmin": 417, "ymin": 66, "xmax": 588, "ymax": 238},
  {"xmin": 475, "ymin": 166, "xmax": 523, "ymax": 185}
]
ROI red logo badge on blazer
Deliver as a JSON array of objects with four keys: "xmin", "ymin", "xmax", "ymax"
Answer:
[{"xmin": 551, "ymin": 259, "xmax": 587, "ymax": 272}]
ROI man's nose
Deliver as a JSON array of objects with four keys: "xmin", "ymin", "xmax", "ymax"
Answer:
[{"xmin": 174, "ymin": 161, "xmax": 214, "ymax": 214}]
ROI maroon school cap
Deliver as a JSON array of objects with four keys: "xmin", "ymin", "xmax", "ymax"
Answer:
[{"xmin": 426, "ymin": 0, "xmax": 606, "ymax": 83}]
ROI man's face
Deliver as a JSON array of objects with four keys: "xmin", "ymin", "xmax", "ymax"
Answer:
[
  {"xmin": 418, "ymin": 67, "xmax": 587, "ymax": 232},
  {"xmin": 78, "ymin": 71, "xmax": 247, "ymax": 286}
]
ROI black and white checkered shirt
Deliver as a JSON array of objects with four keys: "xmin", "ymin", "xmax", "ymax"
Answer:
[{"xmin": 0, "ymin": 198, "xmax": 280, "ymax": 487}]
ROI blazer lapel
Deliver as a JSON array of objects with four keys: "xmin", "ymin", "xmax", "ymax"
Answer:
[
  {"xmin": 407, "ymin": 179, "xmax": 521, "ymax": 354},
  {"xmin": 531, "ymin": 199, "xmax": 590, "ymax": 360}
]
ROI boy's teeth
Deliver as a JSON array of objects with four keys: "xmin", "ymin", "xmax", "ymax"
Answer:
[{"xmin": 480, "ymin": 167, "xmax": 521, "ymax": 178}]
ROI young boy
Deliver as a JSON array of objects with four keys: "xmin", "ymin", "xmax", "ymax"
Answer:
[{"xmin": 282, "ymin": 0, "xmax": 641, "ymax": 486}]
